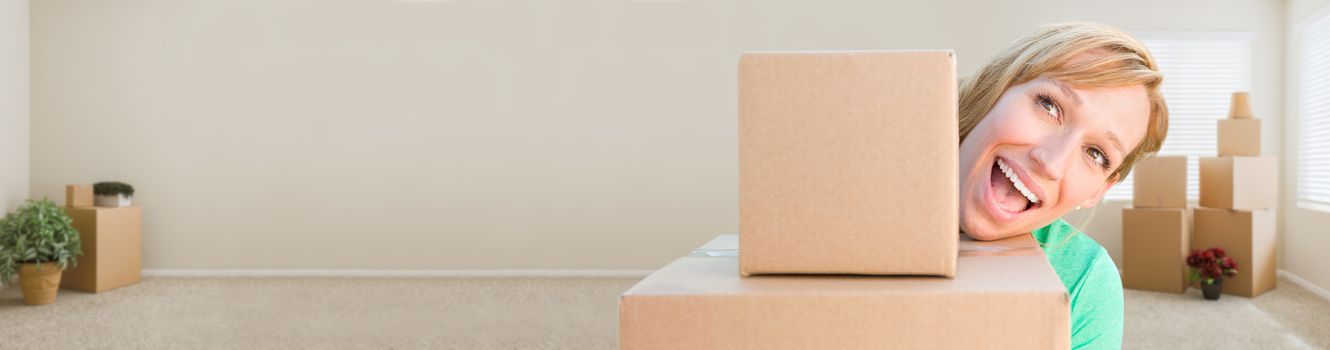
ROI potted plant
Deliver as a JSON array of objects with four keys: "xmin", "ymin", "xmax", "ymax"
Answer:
[
  {"xmin": 93, "ymin": 181, "xmax": 135, "ymax": 207},
  {"xmin": 0, "ymin": 198, "xmax": 83, "ymax": 305},
  {"xmin": 1186, "ymin": 247, "xmax": 1238, "ymax": 300}
]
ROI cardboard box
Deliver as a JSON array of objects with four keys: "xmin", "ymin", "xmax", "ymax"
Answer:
[
  {"xmin": 1122, "ymin": 207, "xmax": 1189, "ymax": 293},
  {"xmin": 1218, "ymin": 118, "xmax": 1261, "ymax": 156},
  {"xmin": 1228, "ymin": 92, "xmax": 1253, "ymax": 119},
  {"xmin": 65, "ymin": 184, "xmax": 93, "ymax": 207},
  {"xmin": 620, "ymin": 234, "xmax": 1069, "ymax": 350},
  {"xmin": 1198, "ymin": 157, "xmax": 1278, "ymax": 210},
  {"xmin": 1192, "ymin": 207, "xmax": 1276, "ymax": 297},
  {"xmin": 739, "ymin": 51, "xmax": 958, "ymax": 276},
  {"xmin": 1131, "ymin": 156, "xmax": 1187, "ymax": 208},
  {"xmin": 62, "ymin": 206, "xmax": 142, "ymax": 293}
]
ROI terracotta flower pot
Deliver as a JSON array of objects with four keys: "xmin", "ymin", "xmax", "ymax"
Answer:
[
  {"xmin": 18, "ymin": 262, "xmax": 64, "ymax": 305},
  {"xmin": 1202, "ymin": 279, "xmax": 1224, "ymax": 300}
]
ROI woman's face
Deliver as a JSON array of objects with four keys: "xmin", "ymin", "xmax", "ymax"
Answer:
[{"xmin": 958, "ymin": 76, "xmax": 1150, "ymax": 240}]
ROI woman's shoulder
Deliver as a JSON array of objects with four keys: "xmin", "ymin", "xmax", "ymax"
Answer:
[
  {"xmin": 1032, "ymin": 219, "xmax": 1121, "ymax": 292},
  {"xmin": 1034, "ymin": 219, "xmax": 1110, "ymax": 259},
  {"xmin": 1035, "ymin": 219, "xmax": 1124, "ymax": 349}
]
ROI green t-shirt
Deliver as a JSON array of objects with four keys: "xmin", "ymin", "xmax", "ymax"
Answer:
[{"xmin": 1032, "ymin": 219, "xmax": 1124, "ymax": 350}]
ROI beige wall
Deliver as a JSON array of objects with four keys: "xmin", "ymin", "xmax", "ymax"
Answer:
[
  {"xmin": 1, "ymin": 0, "xmax": 28, "ymax": 289},
  {"xmin": 1282, "ymin": 0, "xmax": 1330, "ymax": 293},
  {"xmin": 30, "ymin": 0, "xmax": 1285, "ymax": 270},
  {"xmin": 2, "ymin": 0, "xmax": 28, "ymax": 214}
]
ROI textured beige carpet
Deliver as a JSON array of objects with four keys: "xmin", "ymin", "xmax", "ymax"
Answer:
[
  {"xmin": 0, "ymin": 276, "xmax": 1327, "ymax": 349},
  {"xmin": 0, "ymin": 277, "xmax": 635, "ymax": 349},
  {"xmin": 1124, "ymin": 278, "xmax": 1330, "ymax": 349}
]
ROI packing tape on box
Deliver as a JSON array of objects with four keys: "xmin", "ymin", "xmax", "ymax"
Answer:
[{"xmin": 959, "ymin": 239, "xmax": 1042, "ymax": 257}]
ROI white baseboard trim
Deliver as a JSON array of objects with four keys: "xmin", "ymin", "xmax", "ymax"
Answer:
[
  {"xmin": 142, "ymin": 269, "xmax": 654, "ymax": 278},
  {"xmin": 1278, "ymin": 270, "xmax": 1330, "ymax": 302}
]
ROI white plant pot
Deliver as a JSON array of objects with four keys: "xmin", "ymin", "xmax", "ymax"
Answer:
[{"xmin": 94, "ymin": 194, "xmax": 132, "ymax": 207}]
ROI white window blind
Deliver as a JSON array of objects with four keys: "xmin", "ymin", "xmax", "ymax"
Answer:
[
  {"xmin": 1299, "ymin": 11, "xmax": 1330, "ymax": 210},
  {"xmin": 1103, "ymin": 33, "xmax": 1253, "ymax": 201}
]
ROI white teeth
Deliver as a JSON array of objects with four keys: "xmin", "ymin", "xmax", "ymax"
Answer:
[{"xmin": 997, "ymin": 159, "xmax": 1040, "ymax": 204}]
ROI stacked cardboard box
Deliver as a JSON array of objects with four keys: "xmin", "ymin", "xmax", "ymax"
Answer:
[
  {"xmin": 1195, "ymin": 92, "xmax": 1278, "ymax": 298},
  {"xmin": 738, "ymin": 51, "xmax": 958, "ymax": 277},
  {"xmin": 620, "ymin": 234, "xmax": 1069, "ymax": 349},
  {"xmin": 61, "ymin": 185, "xmax": 143, "ymax": 293},
  {"xmin": 1122, "ymin": 156, "xmax": 1190, "ymax": 293},
  {"xmin": 66, "ymin": 184, "xmax": 94, "ymax": 207},
  {"xmin": 1218, "ymin": 92, "xmax": 1261, "ymax": 156},
  {"xmin": 1192, "ymin": 207, "xmax": 1276, "ymax": 297},
  {"xmin": 620, "ymin": 51, "xmax": 1070, "ymax": 349}
]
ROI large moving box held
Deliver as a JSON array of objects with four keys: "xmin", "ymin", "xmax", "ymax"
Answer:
[
  {"xmin": 1198, "ymin": 156, "xmax": 1277, "ymax": 210},
  {"xmin": 1192, "ymin": 207, "xmax": 1276, "ymax": 297},
  {"xmin": 1122, "ymin": 207, "xmax": 1189, "ymax": 293},
  {"xmin": 739, "ymin": 51, "xmax": 958, "ymax": 277},
  {"xmin": 1130, "ymin": 156, "xmax": 1187, "ymax": 208},
  {"xmin": 620, "ymin": 234, "xmax": 1070, "ymax": 350},
  {"xmin": 62, "ymin": 206, "xmax": 142, "ymax": 293}
]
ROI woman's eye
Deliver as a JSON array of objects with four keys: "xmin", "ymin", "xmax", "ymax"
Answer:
[
  {"xmin": 1087, "ymin": 147, "xmax": 1110, "ymax": 170},
  {"xmin": 1037, "ymin": 95, "xmax": 1061, "ymax": 120}
]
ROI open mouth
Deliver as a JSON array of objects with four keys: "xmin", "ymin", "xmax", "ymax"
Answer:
[{"xmin": 989, "ymin": 158, "xmax": 1040, "ymax": 214}]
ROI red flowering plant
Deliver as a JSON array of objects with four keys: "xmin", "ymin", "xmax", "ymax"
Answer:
[{"xmin": 1186, "ymin": 247, "xmax": 1238, "ymax": 285}]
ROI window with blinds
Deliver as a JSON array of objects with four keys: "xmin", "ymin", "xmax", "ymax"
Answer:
[
  {"xmin": 1299, "ymin": 11, "xmax": 1330, "ymax": 210},
  {"xmin": 1102, "ymin": 33, "xmax": 1254, "ymax": 201}
]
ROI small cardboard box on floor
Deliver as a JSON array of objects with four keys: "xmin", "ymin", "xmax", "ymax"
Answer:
[
  {"xmin": 619, "ymin": 235, "xmax": 1070, "ymax": 349},
  {"xmin": 1122, "ymin": 207, "xmax": 1189, "ymax": 293},
  {"xmin": 1131, "ymin": 156, "xmax": 1187, "ymax": 208},
  {"xmin": 1199, "ymin": 156, "xmax": 1278, "ymax": 210},
  {"xmin": 1192, "ymin": 207, "xmax": 1277, "ymax": 297},
  {"xmin": 62, "ymin": 205, "xmax": 142, "ymax": 293},
  {"xmin": 739, "ymin": 51, "xmax": 958, "ymax": 277}
]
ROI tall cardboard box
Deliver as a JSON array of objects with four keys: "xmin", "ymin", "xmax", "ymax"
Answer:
[
  {"xmin": 62, "ymin": 206, "xmax": 142, "ymax": 293},
  {"xmin": 1122, "ymin": 207, "xmax": 1189, "ymax": 293},
  {"xmin": 620, "ymin": 234, "xmax": 1069, "ymax": 350},
  {"xmin": 739, "ymin": 51, "xmax": 958, "ymax": 276},
  {"xmin": 1217, "ymin": 119, "xmax": 1261, "ymax": 156},
  {"xmin": 65, "ymin": 184, "xmax": 94, "ymax": 208},
  {"xmin": 1198, "ymin": 157, "xmax": 1277, "ymax": 210},
  {"xmin": 1192, "ymin": 208, "xmax": 1276, "ymax": 297},
  {"xmin": 1130, "ymin": 156, "xmax": 1187, "ymax": 208}
]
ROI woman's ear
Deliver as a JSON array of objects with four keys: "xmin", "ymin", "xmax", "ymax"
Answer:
[{"xmin": 1079, "ymin": 175, "xmax": 1121, "ymax": 209}]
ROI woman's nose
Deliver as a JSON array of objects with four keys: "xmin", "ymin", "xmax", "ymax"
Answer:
[{"xmin": 1028, "ymin": 137, "xmax": 1073, "ymax": 182}]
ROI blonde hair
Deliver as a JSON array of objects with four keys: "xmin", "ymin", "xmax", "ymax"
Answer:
[{"xmin": 959, "ymin": 22, "xmax": 1168, "ymax": 182}]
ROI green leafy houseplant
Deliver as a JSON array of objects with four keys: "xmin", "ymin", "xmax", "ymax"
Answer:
[
  {"xmin": 93, "ymin": 181, "xmax": 135, "ymax": 198},
  {"xmin": 0, "ymin": 198, "xmax": 83, "ymax": 285}
]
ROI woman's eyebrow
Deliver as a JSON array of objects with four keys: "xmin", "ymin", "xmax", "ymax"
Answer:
[
  {"xmin": 1106, "ymin": 130, "xmax": 1125, "ymax": 156},
  {"xmin": 1048, "ymin": 79, "xmax": 1083, "ymax": 107}
]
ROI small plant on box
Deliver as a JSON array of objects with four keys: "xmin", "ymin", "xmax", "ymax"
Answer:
[
  {"xmin": 93, "ymin": 181, "xmax": 135, "ymax": 207},
  {"xmin": 1186, "ymin": 247, "xmax": 1238, "ymax": 300},
  {"xmin": 0, "ymin": 198, "xmax": 83, "ymax": 305}
]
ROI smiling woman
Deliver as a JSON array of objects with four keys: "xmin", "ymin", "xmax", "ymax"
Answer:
[
  {"xmin": 956, "ymin": 22, "xmax": 1170, "ymax": 349},
  {"xmin": 965, "ymin": 77, "xmax": 1151, "ymax": 235}
]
